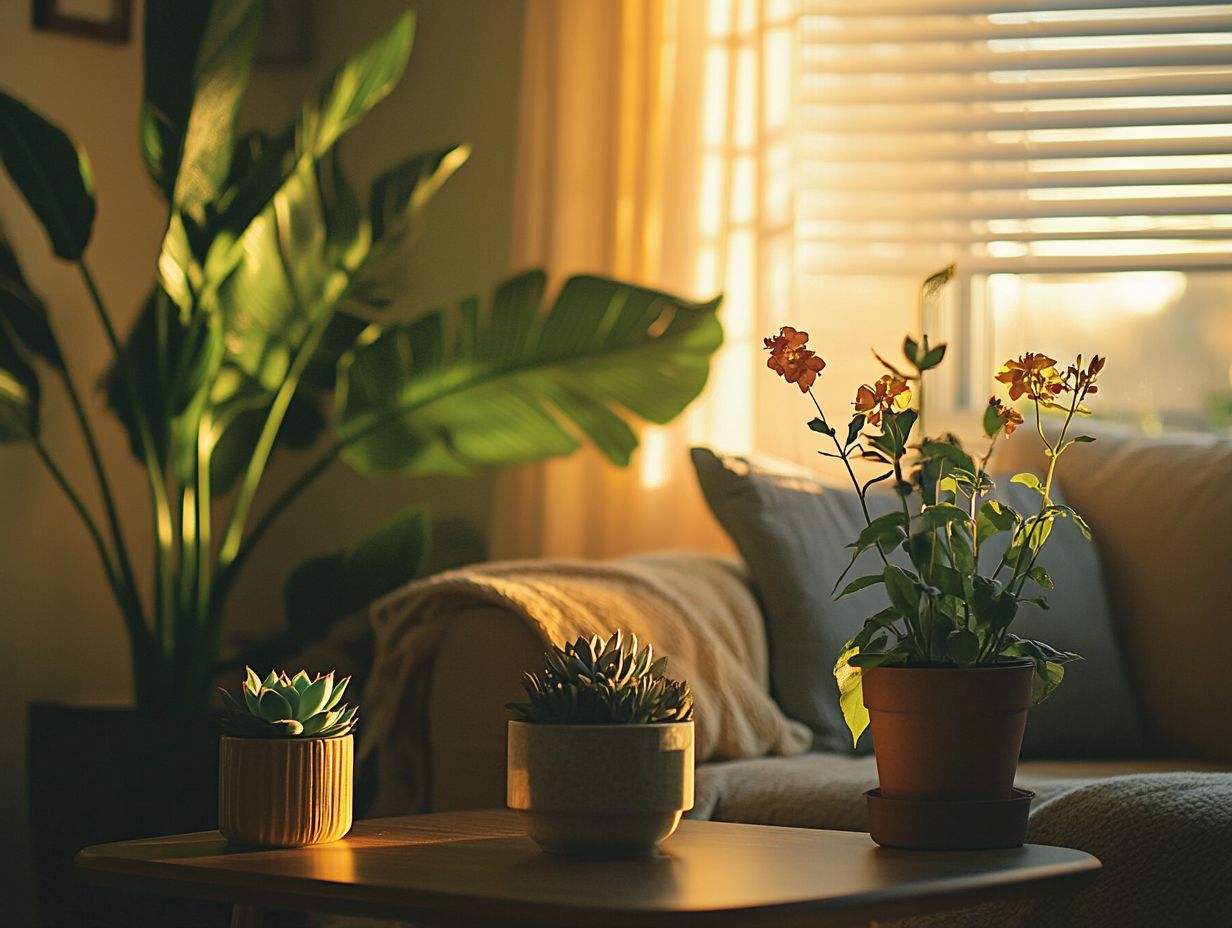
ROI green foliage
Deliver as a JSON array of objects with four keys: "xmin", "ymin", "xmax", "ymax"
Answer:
[
  {"xmin": 768, "ymin": 267, "xmax": 1102, "ymax": 748},
  {"xmin": 219, "ymin": 667, "xmax": 357, "ymax": 738},
  {"xmin": 0, "ymin": 2, "xmax": 722, "ymax": 709},
  {"xmin": 508, "ymin": 631, "xmax": 695, "ymax": 726}
]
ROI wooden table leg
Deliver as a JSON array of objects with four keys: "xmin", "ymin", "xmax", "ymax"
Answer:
[{"xmin": 230, "ymin": 903, "xmax": 263, "ymax": 928}]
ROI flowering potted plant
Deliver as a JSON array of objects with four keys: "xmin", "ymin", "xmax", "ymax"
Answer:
[{"xmin": 764, "ymin": 266, "xmax": 1106, "ymax": 849}]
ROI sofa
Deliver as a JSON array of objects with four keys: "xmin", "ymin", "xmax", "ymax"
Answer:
[{"xmin": 352, "ymin": 427, "xmax": 1232, "ymax": 927}]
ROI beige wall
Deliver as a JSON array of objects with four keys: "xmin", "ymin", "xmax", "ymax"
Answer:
[{"xmin": 0, "ymin": 1, "xmax": 523, "ymax": 921}]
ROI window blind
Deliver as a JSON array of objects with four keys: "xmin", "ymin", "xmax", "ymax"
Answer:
[{"xmin": 796, "ymin": 1, "xmax": 1232, "ymax": 275}]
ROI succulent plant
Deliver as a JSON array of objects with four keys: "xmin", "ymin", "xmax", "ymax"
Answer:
[
  {"xmin": 509, "ymin": 631, "xmax": 695, "ymax": 725},
  {"xmin": 219, "ymin": 668, "xmax": 358, "ymax": 738}
]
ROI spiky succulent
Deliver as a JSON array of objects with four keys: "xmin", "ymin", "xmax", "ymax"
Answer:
[
  {"xmin": 219, "ymin": 668, "xmax": 358, "ymax": 738},
  {"xmin": 508, "ymin": 631, "xmax": 695, "ymax": 725}
]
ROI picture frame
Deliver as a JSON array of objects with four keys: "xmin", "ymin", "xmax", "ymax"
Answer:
[{"xmin": 33, "ymin": 0, "xmax": 132, "ymax": 44}]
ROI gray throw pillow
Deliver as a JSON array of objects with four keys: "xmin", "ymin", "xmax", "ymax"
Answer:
[{"xmin": 692, "ymin": 447, "xmax": 1145, "ymax": 759}]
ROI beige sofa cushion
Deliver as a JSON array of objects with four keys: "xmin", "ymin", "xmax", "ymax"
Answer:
[{"xmin": 997, "ymin": 428, "xmax": 1232, "ymax": 762}]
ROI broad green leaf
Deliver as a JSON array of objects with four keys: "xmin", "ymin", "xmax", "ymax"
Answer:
[
  {"xmin": 142, "ymin": 0, "xmax": 261, "ymax": 210},
  {"xmin": 918, "ymin": 343, "xmax": 946, "ymax": 370},
  {"xmin": 808, "ymin": 416, "xmax": 835, "ymax": 437},
  {"xmin": 1030, "ymin": 661, "xmax": 1066, "ymax": 704},
  {"xmin": 104, "ymin": 288, "xmax": 224, "ymax": 470},
  {"xmin": 921, "ymin": 437, "xmax": 976, "ymax": 476},
  {"xmin": 834, "ymin": 645, "xmax": 869, "ymax": 750},
  {"xmin": 283, "ymin": 505, "xmax": 431, "ymax": 641},
  {"xmin": 976, "ymin": 498, "xmax": 1018, "ymax": 541},
  {"xmin": 1025, "ymin": 514, "xmax": 1054, "ymax": 552},
  {"xmin": 1070, "ymin": 510, "xmax": 1093, "ymax": 540},
  {"xmin": 844, "ymin": 413, "xmax": 865, "ymax": 449},
  {"xmin": 883, "ymin": 565, "xmax": 920, "ymax": 620},
  {"xmin": 0, "ymin": 234, "xmax": 62, "ymax": 369},
  {"xmin": 947, "ymin": 628, "xmax": 980, "ymax": 665},
  {"xmin": 971, "ymin": 575, "xmax": 1016, "ymax": 632},
  {"xmin": 213, "ymin": 11, "xmax": 414, "ymax": 245},
  {"xmin": 160, "ymin": 12, "xmax": 416, "ymax": 313},
  {"xmin": 930, "ymin": 564, "xmax": 967, "ymax": 599},
  {"xmin": 918, "ymin": 502, "xmax": 970, "ymax": 531},
  {"xmin": 216, "ymin": 154, "xmax": 364, "ymax": 390},
  {"xmin": 0, "ymin": 319, "xmax": 39, "ymax": 442},
  {"xmin": 336, "ymin": 272, "xmax": 724, "ymax": 475},
  {"xmin": 344, "ymin": 144, "xmax": 472, "ymax": 313},
  {"xmin": 949, "ymin": 523, "xmax": 975, "ymax": 573},
  {"xmin": 1027, "ymin": 565, "xmax": 1054, "ymax": 589},
  {"xmin": 1011, "ymin": 471, "xmax": 1044, "ymax": 492},
  {"xmin": 850, "ymin": 510, "xmax": 909, "ymax": 556},
  {"xmin": 837, "ymin": 574, "xmax": 884, "ymax": 599},
  {"xmin": 903, "ymin": 336, "xmax": 920, "ymax": 366},
  {"xmin": 0, "ymin": 92, "xmax": 94, "ymax": 260},
  {"xmin": 983, "ymin": 400, "xmax": 1004, "ymax": 438},
  {"xmin": 206, "ymin": 366, "xmax": 325, "ymax": 493}
]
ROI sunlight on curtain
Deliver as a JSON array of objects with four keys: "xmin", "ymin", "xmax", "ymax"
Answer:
[{"xmin": 492, "ymin": 0, "xmax": 801, "ymax": 559}]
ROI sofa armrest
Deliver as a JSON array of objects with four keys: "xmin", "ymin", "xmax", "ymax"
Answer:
[{"xmin": 425, "ymin": 603, "xmax": 545, "ymax": 810}]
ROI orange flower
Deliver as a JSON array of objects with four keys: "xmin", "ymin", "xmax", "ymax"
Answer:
[
  {"xmin": 764, "ymin": 326, "xmax": 826, "ymax": 392},
  {"xmin": 996, "ymin": 352, "xmax": 1068, "ymax": 405},
  {"xmin": 987, "ymin": 396, "xmax": 1024, "ymax": 436},
  {"xmin": 854, "ymin": 374, "xmax": 912, "ymax": 426}
]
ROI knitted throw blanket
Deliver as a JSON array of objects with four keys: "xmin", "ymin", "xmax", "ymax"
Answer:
[{"xmin": 360, "ymin": 552, "xmax": 811, "ymax": 815}]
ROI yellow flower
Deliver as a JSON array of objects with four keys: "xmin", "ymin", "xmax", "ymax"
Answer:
[
  {"xmin": 995, "ymin": 352, "xmax": 1068, "ymax": 406},
  {"xmin": 764, "ymin": 326, "xmax": 826, "ymax": 392},
  {"xmin": 854, "ymin": 374, "xmax": 912, "ymax": 426}
]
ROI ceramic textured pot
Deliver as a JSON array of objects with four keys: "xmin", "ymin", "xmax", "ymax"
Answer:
[
  {"xmin": 861, "ymin": 661, "xmax": 1035, "ymax": 850},
  {"xmin": 219, "ymin": 735, "xmax": 353, "ymax": 847},
  {"xmin": 507, "ymin": 720, "xmax": 694, "ymax": 857}
]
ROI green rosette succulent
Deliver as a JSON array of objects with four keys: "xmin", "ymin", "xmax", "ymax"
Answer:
[
  {"xmin": 219, "ymin": 667, "xmax": 358, "ymax": 738},
  {"xmin": 509, "ymin": 631, "xmax": 695, "ymax": 725}
]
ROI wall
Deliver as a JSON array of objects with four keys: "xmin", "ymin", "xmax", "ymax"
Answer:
[{"xmin": 0, "ymin": 1, "xmax": 523, "ymax": 921}]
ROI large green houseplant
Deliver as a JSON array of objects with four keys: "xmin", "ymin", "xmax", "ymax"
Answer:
[{"xmin": 0, "ymin": 1, "xmax": 722, "ymax": 715}]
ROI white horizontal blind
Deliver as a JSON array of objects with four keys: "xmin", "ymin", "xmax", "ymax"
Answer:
[{"xmin": 797, "ymin": 1, "xmax": 1232, "ymax": 275}]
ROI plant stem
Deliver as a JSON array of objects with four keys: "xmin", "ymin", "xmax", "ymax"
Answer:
[{"xmin": 77, "ymin": 260, "xmax": 176, "ymax": 683}]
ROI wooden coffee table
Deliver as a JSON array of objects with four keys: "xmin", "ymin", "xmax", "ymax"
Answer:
[{"xmin": 77, "ymin": 809, "xmax": 1100, "ymax": 927}]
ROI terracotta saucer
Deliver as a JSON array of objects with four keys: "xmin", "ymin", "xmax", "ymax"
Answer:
[{"xmin": 865, "ymin": 787, "xmax": 1034, "ymax": 850}]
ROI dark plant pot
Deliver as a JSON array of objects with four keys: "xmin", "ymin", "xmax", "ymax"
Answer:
[
  {"xmin": 27, "ymin": 703, "xmax": 230, "ymax": 928},
  {"xmin": 861, "ymin": 662, "xmax": 1035, "ymax": 850}
]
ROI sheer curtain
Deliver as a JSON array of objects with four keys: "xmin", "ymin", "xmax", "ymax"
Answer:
[{"xmin": 492, "ymin": 0, "xmax": 802, "ymax": 560}]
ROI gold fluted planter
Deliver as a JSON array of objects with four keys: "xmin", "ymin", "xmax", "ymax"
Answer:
[{"xmin": 219, "ymin": 735, "xmax": 353, "ymax": 847}]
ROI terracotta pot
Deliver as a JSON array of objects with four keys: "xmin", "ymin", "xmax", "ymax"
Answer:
[
  {"xmin": 863, "ymin": 661, "xmax": 1034, "ymax": 801},
  {"xmin": 507, "ymin": 720, "xmax": 694, "ymax": 857},
  {"xmin": 218, "ymin": 735, "xmax": 353, "ymax": 847}
]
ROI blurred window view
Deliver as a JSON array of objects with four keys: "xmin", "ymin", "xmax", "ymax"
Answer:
[{"xmin": 796, "ymin": 1, "xmax": 1232, "ymax": 433}]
